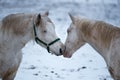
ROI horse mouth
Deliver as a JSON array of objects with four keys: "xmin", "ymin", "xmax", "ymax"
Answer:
[
  {"xmin": 63, "ymin": 52, "xmax": 72, "ymax": 58},
  {"xmin": 61, "ymin": 46, "xmax": 72, "ymax": 58},
  {"xmin": 51, "ymin": 51, "xmax": 62, "ymax": 56}
]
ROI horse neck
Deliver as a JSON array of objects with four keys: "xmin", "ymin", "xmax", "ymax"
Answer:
[
  {"xmin": 85, "ymin": 35, "xmax": 108, "ymax": 57},
  {"xmin": 82, "ymin": 21, "xmax": 113, "ymax": 59},
  {"xmin": 3, "ymin": 31, "xmax": 34, "ymax": 54},
  {"xmin": 0, "ymin": 14, "xmax": 34, "ymax": 53}
]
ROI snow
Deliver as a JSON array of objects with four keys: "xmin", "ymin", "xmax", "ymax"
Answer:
[{"xmin": 0, "ymin": 0, "xmax": 120, "ymax": 80}]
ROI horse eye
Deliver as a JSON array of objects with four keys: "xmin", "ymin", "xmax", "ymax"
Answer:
[
  {"xmin": 43, "ymin": 30, "xmax": 47, "ymax": 33},
  {"xmin": 67, "ymin": 29, "xmax": 71, "ymax": 33}
]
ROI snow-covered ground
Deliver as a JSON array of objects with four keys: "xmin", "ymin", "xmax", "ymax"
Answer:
[{"xmin": 0, "ymin": 0, "xmax": 120, "ymax": 80}]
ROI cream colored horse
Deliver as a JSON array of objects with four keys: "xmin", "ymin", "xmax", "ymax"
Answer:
[
  {"xmin": 0, "ymin": 12, "xmax": 63, "ymax": 80},
  {"xmin": 62, "ymin": 14, "xmax": 120, "ymax": 80}
]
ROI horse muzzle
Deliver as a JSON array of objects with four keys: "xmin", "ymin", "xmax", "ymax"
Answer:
[{"xmin": 60, "ymin": 46, "xmax": 72, "ymax": 58}]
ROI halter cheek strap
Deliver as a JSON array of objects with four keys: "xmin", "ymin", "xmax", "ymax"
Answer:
[{"xmin": 33, "ymin": 23, "xmax": 60, "ymax": 53}]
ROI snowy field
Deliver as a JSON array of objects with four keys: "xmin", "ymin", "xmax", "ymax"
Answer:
[{"xmin": 0, "ymin": 0, "xmax": 120, "ymax": 80}]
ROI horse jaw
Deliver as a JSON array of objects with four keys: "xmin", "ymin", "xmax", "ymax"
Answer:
[{"xmin": 45, "ymin": 26, "xmax": 63, "ymax": 55}]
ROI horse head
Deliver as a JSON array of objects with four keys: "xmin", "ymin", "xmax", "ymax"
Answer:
[{"xmin": 33, "ymin": 12, "xmax": 64, "ymax": 56}]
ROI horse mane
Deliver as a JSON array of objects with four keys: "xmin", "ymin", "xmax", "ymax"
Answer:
[
  {"xmin": 76, "ymin": 18, "xmax": 92, "ymax": 37},
  {"xmin": 94, "ymin": 21, "xmax": 120, "ymax": 47},
  {"xmin": 75, "ymin": 17, "xmax": 120, "ymax": 48},
  {"xmin": 1, "ymin": 13, "xmax": 34, "ymax": 36}
]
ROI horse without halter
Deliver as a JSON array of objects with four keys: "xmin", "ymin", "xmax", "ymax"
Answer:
[{"xmin": 62, "ymin": 14, "xmax": 120, "ymax": 80}]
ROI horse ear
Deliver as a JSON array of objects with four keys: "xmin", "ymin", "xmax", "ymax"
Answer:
[
  {"xmin": 69, "ymin": 13, "xmax": 75, "ymax": 24},
  {"xmin": 35, "ymin": 13, "xmax": 41, "ymax": 26},
  {"xmin": 44, "ymin": 11, "xmax": 49, "ymax": 16}
]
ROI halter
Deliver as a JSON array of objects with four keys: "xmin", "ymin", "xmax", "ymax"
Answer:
[{"xmin": 33, "ymin": 23, "xmax": 60, "ymax": 53}]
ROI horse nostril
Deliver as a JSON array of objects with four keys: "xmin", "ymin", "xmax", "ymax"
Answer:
[{"xmin": 59, "ymin": 48, "xmax": 62, "ymax": 55}]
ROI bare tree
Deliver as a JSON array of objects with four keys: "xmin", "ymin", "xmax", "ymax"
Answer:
[
  {"xmin": 117, "ymin": 0, "xmax": 120, "ymax": 5},
  {"xmin": 101, "ymin": 0, "xmax": 108, "ymax": 19}
]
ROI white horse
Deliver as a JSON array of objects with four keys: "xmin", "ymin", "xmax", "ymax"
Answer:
[
  {"xmin": 61, "ymin": 14, "xmax": 120, "ymax": 80},
  {"xmin": 0, "ymin": 12, "xmax": 63, "ymax": 80}
]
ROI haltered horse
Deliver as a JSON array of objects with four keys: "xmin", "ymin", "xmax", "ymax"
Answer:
[
  {"xmin": 0, "ymin": 12, "xmax": 63, "ymax": 80},
  {"xmin": 62, "ymin": 14, "xmax": 120, "ymax": 80}
]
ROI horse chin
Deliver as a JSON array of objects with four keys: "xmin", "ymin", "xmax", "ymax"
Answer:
[
  {"xmin": 63, "ymin": 52, "xmax": 72, "ymax": 58},
  {"xmin": 50, "ymin": 43, "xmax": 64, "ymax": 56},
  {"xmin": 53, "ymin": 52, "xmax": 62, "ymax": 56},
  {"xmin": 51, "ymin": 50, "xmax": 62, "ymax": 56}
]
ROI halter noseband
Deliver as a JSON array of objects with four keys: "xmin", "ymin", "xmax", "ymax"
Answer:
[{"xmin": 33, "ymin": 23, "xmax": 60, "ymax": 53}]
